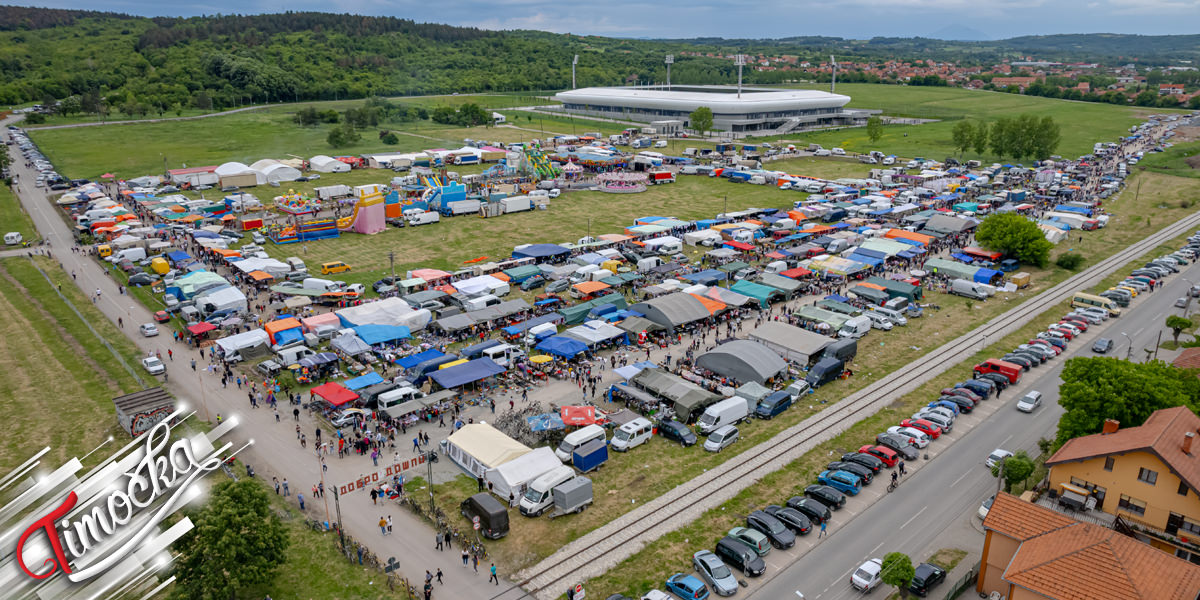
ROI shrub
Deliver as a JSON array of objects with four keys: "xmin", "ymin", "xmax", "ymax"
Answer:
[{"xmin": 1055, "ymin": 253, "xmax": 1085, "ymax": 271}]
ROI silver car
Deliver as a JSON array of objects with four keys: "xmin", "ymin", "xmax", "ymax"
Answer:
[{"xmin": 693, "ymin": 550, "xmax": 738, "ymax": 596}]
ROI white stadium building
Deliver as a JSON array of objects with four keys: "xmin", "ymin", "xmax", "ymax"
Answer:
[{"xmin": 553, "ymin": 85, "xmax": 870, "ymax": 134}]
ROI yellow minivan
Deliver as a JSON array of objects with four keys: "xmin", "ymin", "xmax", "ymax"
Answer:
[
  {"xmin": 321, "ymin": 261, "xmax": 351, "ymax": 275},
  {"xmin": 97, "ymin": 244, "xmax": 113, "ymax": 258}
]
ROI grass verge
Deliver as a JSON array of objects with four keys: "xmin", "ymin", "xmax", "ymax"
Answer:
[{"xmin": 0, "ymin": 182, "xmax": 39, "ymax": 243}]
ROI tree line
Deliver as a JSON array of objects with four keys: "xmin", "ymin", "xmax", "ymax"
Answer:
[{"xmin": 951, "ymin": 114, "xmax": 1061, "ymax": 161}]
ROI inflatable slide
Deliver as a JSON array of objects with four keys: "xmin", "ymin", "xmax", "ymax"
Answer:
[{"xmin": 336, "ymin": 184, "xmax": 387, "ymax": 234}]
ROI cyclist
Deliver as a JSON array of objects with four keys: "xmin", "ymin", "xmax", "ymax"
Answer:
[{"xmin": 891, "ymin": 470, "xmax": 899, "ymax": 485}]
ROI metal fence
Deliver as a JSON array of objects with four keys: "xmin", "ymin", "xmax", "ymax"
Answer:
[{"xmin": 944, "ymin": 560, "xmax": 980, "ymax": 600}]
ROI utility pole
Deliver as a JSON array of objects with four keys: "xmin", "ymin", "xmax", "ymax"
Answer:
[
  {"xmin": 426, "ymin": 450, "xmax": 436, "ymax": 514},
  {"xmin": 665, "ymin": 55, "xmax": 674, "ymax": 90},
  {"xmin": 1154, "ymin": 330, "xmax": 1162, "ymax": 362},
  {"xmin": 995, "ymin": 457, "xmax": 1006, "ymax": 498},
  {"xmin": 317, "ymin": 447, "xmax": 331, "ymax": 528},
  {"xmin": 734, "ymin": 55, "xmax": 746, "ymax": 98},
  {"xmin": 1121, "ymin": 332, "xmax": 1132, "ymax": 361},
  {"xmin": 333, "ymin": 487, "xmax": 345, "ymax": 546},
  {"xmin": 388, "ymin": 251, "xmax": 396, "ymax": 284}
]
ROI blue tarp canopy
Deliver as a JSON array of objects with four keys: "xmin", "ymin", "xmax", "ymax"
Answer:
[
  {"xmin": 191, "ymin": 230, "xmax": 220, "ymax": 239},
  {"xmin": 353, "ymin": 324, "xmax": 411, "ymax": 345},
  {"xmin": 826, "ymin": 294, "xmax": 852, "ymax": 303},
  {"xmin": 343, "ymin": 372, "xmax": 385, "ymax": 391},
  {"xmin": 576, "ymin": 252, "xmax": 606, "ymax": 265},
  {"xmin": 774, "ymin": 232, "xmax": 811, "ymax": 244},
  {"xmin": 274, "ymin": 328, "xmax": 304, "ymax": 347},
  {"xmin": 869, "ymin": 208, "xmax": 892, "ymax": 216},
  {"xmin": 395, "ymin": 349, "xmax": 445, "ymax": 369},
  {"xmin": 893, "ymin": 237, "xmax": 924, "ymax": 247},
  {"xmin": 428, "ymin": 358, "xmax": 506, "ymax": 389},
  {"xmin": 855, "ymin": 248, "xmax": 888, "ymax": 259},
  {"xmin": 536, "ymin": 335, "xmax": 589, "ymax": 358},
  {"xmin": 166, "ymin": 250, "xmax": 191, "ymax": 265},
  {"xmin": 974, "ymin": 268, "xmax": 1002, "ymax": 284},
  {"xmin": 513, "ymin": 244, "xmax": 570, "ymax": 259},
  {"xmin": 461, "ymin": 339, "xmax": 503, "ymax": 358},
  {"xmin": 898, "ymin": 250, "xmax": 919, "ymax": 259},
  {"xmin": 534, "ymin": 298, "xmax": 561, "ymax": 307},
  {"xmin": 527, "ymin": 413, "xmax": 565, "ymax": 432},
  {"xmin": 502, "ymin": 313, "xmax": 564, "ymax": 336},
  {"xmin": 682, "ymin": 269, "xmax": 727, "ymax": 286},
  {"xmin": 846, "ymin": 253, "xmax": 884, "ymax": 267},
  {"xmin": 951, "ymin": 253, "xmax": 974, "ymax": 263}
]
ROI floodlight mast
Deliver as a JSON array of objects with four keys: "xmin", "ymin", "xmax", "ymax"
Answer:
[
  {"xmin": 665, "ymin": 54, "xmax": 674, "ymax": 90},
  {"xmin": 734, "ymin": 55, "xmax": 746, "ymax": 98}
]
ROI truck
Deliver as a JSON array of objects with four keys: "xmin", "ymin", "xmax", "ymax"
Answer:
[
  {"xmin": 314, "ymin": 184, "xmax": 353, "ymax": 201},
  {"xmin": 548, "ymin": 476, "xmax": 593, "ymax": 519},
  {"xmin": 407, "ymin": 210, "xmax": 440, "ymax": 226},
  {"xmin": 838, "ymin": 315, "xmax": 872, "ymax": 339},
  {"xmin": 442, "ymin": 199, "xmax": 482, "ymax": 216},
  {"xmin": 501, "ymin": 196, "xmax": 532, "ymax": 213},
  {"xmin": 571, "ymin": 438, "xmax": 608, "ymax": 473}
]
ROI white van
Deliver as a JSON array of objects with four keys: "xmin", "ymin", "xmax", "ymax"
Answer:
[
  {"xmin": 865, "ymin": 311, "xmax": 894, "ymax": 330},
  {"xmin": 109, "ymin": 247, "xmax": 147, "ymax": 263},
  {"xmin": 611, "ymin": 417, "xmax": 654, "ymax": 452},
  {"xmin": 525, "ymin": 322, "xmax": 558, "ymax": 346},
  {"xmin": 696, "ymin": 396, "xmax": 750, "ymax": 435},
  {"xmin": 871, "ymin": 306, "xmax": 907, "ymax": 326},
  {"xmin": 518, "ymin": 466, "xmax": 576, "ymax": 516},
  {"xmin": 303, "ymin": 277, "xmax": 340, "ymax": 293},
  {"xmin": 4, "ymin": 232, "xmax": 22, "ymax": 245},
  {"xmin": 481, "ymin": 343, "xmax": 525, "ymax": 367},
  {"xmin": 569, "ymin": 265, "xmax": 600, "ymax": 284},
  {"xmin": 376, "ymin": 386, "xmax": 423, "ymax": 413},
  {"xmin": 554, "ymin": 424, "xmax": 606, "ymax": 462},
  {"xmin": 276, "ymin": 345, "xmax": 315, "ymax": 365},
  {"xmin": 407, "ymin": 210, "xmax": 440, "ymax": 226},
  {"xmin": 464, "ymin": 294, "xmax": 501, "ymax": 311},
  {"xmin": 764, "ymin": 260, "xmax": 788, "ymax": 275}
]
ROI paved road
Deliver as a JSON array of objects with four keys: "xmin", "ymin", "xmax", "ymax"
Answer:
[{"xmin": 749, "ymin": 251, "xmax": 1200, "ymax": 600}]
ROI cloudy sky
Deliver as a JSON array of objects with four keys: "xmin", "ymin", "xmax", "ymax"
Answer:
[{"xmin": 26, "ymin": 0, "xmax": 1200, "ymax": 39}]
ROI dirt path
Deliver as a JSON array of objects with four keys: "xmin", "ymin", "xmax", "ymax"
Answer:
[{"xmin": 19, "ymin": 106, "xmax": 268, "ymax": 131}]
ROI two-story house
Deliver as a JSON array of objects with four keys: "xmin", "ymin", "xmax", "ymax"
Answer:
[{"xmin": 1045, "ymin": 406, "xmax": 1200, "ymax": 562}]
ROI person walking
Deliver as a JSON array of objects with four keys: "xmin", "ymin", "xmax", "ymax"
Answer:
[
  {"xmin": 379, "ymin": 517, "xmax": 387, "ymax": 536},
  {"xmin": 273, "ymin": 477, "xmax": 280, "ymax": 494},
  {"xmin": 488, "ymin": 563, "xmax": 498, "ymax": 585},
  {"xmin": 819, "ymin": 520, "xmax": 828, "ymax": 538},
  {"xmin": 444, "ymin": 530, "xmax": 452, "ymax": 550},
  {"xmin": 436, "ymin": 569, "xmax": 443, "ymax": 585},
  {"xmin": 282, "ymin": 479, "xmax": 289, "ymax": 496},
  {"xmin": 297, "ymin": 493, "xmax": 305, "ymax": 511},
  {"xmin": 462, "ymin": 548, "xmax": 470, "ymax": 567},
  {"xmin": 436, "ymin": 532, "xmax": 444, "ymax": 551},
  {"xmin": 472, "ymin": 553, "xmax": 479, "ymax": 573},
  {"xmin": 387, "ymin": 515, "xmax": 393, "ymax": 534},
  {"xmin": 370, "ymin": 488, "xmax": 378, "ymax": 505}
]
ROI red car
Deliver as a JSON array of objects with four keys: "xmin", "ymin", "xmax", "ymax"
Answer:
[
  {"xmin": 899, "ymin": 419, "xmax": 942, "ymax": 440},
  {"xmin": 858, "ymin": 445, "xmax": 899, "ymax": 467},
  {"xmin": 154, "ymin": 310, "xmax": 170, "ymax": 323},
  {"xmin": 1047, "ymin": 326, "xmax": 1075, "ymax": 340},
  {"xmin": 1059, "ymin": 317, "xmax": 1088, "ymax": 332},
  {"xmin": 941, "ymin": 387, "xmax": 982, "ymax": 404}
]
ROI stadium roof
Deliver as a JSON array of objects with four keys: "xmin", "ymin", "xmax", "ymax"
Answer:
[{"xmin": 555, "ymin": 86, "xmax": 851, "ymax": 114}]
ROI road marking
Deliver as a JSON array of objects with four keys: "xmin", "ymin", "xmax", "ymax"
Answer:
[
  {"xmin": 901, "ymin": 506, "xmax": 928, "ymax": 530},
  {"xmin": 872, "ymin": 541, "xmax": 885, "ymax": 554},
  {"xmin": 952, "ymin": 470, "xmax": 972, "ymax": 487},
  {"xmin": 1000, "ymin": 433, "xmax": 1013, "ymax": 447}
]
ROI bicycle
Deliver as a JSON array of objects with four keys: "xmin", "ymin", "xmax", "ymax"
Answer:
[{"xmin": 887, "ymin": 478, "xmax": 900, "ymax": 493}]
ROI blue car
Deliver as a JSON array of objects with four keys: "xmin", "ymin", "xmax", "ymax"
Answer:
[
  {"xmin": 665, "ymin": 573, "xmax": 710, "ymax": 600},
  {"xmin": 817, "ymin": 469, "xmax": 862, "ymax": 496},
  {"xmin": 927, "ymin": 399, "xmax": 960, "ymax": 415}
]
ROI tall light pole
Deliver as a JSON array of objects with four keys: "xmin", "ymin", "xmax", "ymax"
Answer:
[
  {"xmin": 1121, "ymin": 332, "xmax": 1132, "ymax": 361},
  {"xmin": 572, "ymin": 55, "xmax": 579, "ymax": 90},
  {"xmin": 830, "ymin": 55, "xmax": 838, "ymax": 94},
  {"xmin": 388, "ymin": 251, "xmax": 396, "ymax": 285},
  {"xmin": 665, "ymin": 55, "xmax": 674, "ymax": 90},
  {"xmin": 734, "ymin": 55, "xmax": 746, "ymax": 98}
]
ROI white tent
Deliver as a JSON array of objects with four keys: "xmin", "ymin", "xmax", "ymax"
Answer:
[
  {"xmin": 484, "ymin": 447, "xmax": 560, "ymax": 504},
  {"xmin": 335, "ymin": 297, "xmax": 431, "ymax": 331},
  {"xmin": 563, "ymin": 319, "xmax": 627, "ymax": 346},
  {"xmin": 215, "ymin": 329, "xmax": 270, "ymax": 355},
  {"xmin": 215, "ymin": 162, "xmax": 253, "ymax": 176},
  {"xmin": 194, "ymin": 286, "xmax": 248, "ymax": 316},
  {"xmin": 309, "ymin": 155, "xmax": 350, "ymax": 173},
  {"xmin": 643, "ymin": 235, "xmax": 682, "ymax": 249},
  {"xmin": 454, "ymin": 275, "xmax": 507, "ymax": 296},
  {"xmin": 683, "ymin": 230, "xmax": 722, "ymax": 246},
  {"xmin": 110, "ymin": 234, "xmax": 143, "ymax": 247},
  {"xmin": 445, "ymin": 423, "xmax": 531, "ymax": 478},
  {"xmin": 250, "ymin": 159, "xmax": 302, "ymax": 183},
  {"xmin": 231, "ymin": 257, "xmax": 291, "ymax": 278}
]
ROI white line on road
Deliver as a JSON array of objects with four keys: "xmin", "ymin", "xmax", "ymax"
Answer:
[
  {"xmin": 951, "ymin": 470, "xmax": 973, "ymax": 487},
  {"xmin": 999, "ymin": 433, "xmax": 1013, "ymax": 446},
  {"xmin": 900, "ymin": 506, "xmax": 928, "ymax": 530}
]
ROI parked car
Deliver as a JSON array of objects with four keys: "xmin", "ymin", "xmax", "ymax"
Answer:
[
  {"xmin": 887, "ymin": 426, "xmax": 931, "ymax": 448},
  {"xmin": 763, "ymin": 505, "xmax": 812, "ymax": 535},
  {"xmin": 979, "ymin": 495, "xmax": 995, "ymax": 519},
  {"xmin": 899, "ymin": 419, "xmax": 942, "ymax": 440},
  {"xmin": 704, "ymin": 425, "xmax": 739, "ymax": 453},
  {"xmin": 664, "ymin": 573, "xmax": 709, "ymax": 600},
  {"xmin": 691, "ymin": 551, "xmax": 737, "ymax": 597},
  {"xmin": 658, "ymin": 420, "xmax": 698, "ymax": 447},
  {"xmin": 786, "ymin": 496, "xmax": 831, "ymax": 525},
  {"xmin": 850, "ymin": 558, "xmax": 884, "ymax": 591},
  {"xmin": 840, "ymin": 451, "xmax": 884, "ymax": 473},
  {"xmin": 936, "ymin": 395, "xmax": 975, "ymax": 414},
  {"xmin": 827, "ymin": 460, "xmax": 874, "ymax": 484},
  {"xmin": 1016, "ymin": 390, "xmax": 1043, "ymax": 412},
  {"xmin": 927, "ymin": 399, "xmax": 961, "ymax": 416},
  {"xmin": 1000, "ymin": 354, "xmax": 1033, "ymax": 371},
  {"xmin": 746, "ymin": 510, "xmax": 795, "ymax": 548},
  {"xmin": 909, "ymin": 562, "xmax": 947, "ymax": 597},
  {"xmin": 1092, "ymin": 338, "xmax": 1114, "ymax": 354},
  {"xmin": 520, "ymin": 274, "xmax": 547, "ymax": 291},
  {"xmin": 858, "ymin": 444, "xmax": 899, "ymax": 467},
  {"xmin": 139, "ymin": 323, "xmax": 159, "ymax": 337},
  {"xmin": 128, "ymin": 272, "xmax": 156, "ymax": 286},
  {"xmin": 141, "ymin": 356, "xmax": 165, "ymax": 375},
  {"xmin": 153, "ymin": 310, "xmax": 170, "ymax": 323},
  {"xmin": 958, "ymin": 379, "xmax": 995, "ymax": 398},
  {"xmin": 808, "ymin": 481, "xmax": 852, "ymax": 506},
  {"xmin": 941, "ymin": 387, "xmax": 982, "ymax": 404},
  {"xmin": 728, "ymin": 526, "xmax": 771, "ymax": 556},
  {"xmin": 986, "ymin": 448, "xmax": 1013, "ymax": 469},
  {"xmin": 874, "ymin": 433, "xmax": 921, "ymax": 459}
]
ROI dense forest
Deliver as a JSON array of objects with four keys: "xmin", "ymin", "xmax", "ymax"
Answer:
[{"xmin": 1, "ymin": 7, "xmax": 1198, "ymax": 112}]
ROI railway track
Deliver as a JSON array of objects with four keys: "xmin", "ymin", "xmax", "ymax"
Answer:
[{"xmin": 498, "ymin": 209, "xmax": 1200, "ymax": 600}]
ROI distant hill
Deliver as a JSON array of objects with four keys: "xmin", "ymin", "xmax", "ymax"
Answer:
[
  {"xmin": 927, "ymin": 25, "xmax": 991, "ymax": 42},
  {"xmin": 0, "ymin": 6, "xmax": 1197, "ymax": 111}
]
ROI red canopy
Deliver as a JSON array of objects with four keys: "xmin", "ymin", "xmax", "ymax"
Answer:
[
  {"xmin": 186, "ymin": 322, "xmax": 217, "ymax": 336},
  {"xmin": 311, "ymin": 382, "xmax": 359, "ymax": 407},
  {"xmin": 723, "ymin": 241, "xmax": 755, "ymax": 252},
  {"xmin": 560, "ymin": 405, "xmax": 599, "ymax": 427},
  {"xmin": 780, "ymin": 267, "xmax": 812, "ymax": 279},
  {"xmin": 101, "ymin": 173, "xmax": 114, "ymax": 178}
]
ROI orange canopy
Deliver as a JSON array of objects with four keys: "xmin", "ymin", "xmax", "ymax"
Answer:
[
  {"xmin": 248, "ymin": 270, "xmax": 273, "ymax": 281},
  {"xmin": 212, "ymin": 248, "xmax": 241, "ymax": 258},
  {"xmin": 221, "ymin": 214, "xmax": 236, "ymax": 221},
  {"xmin": 491, "ymin": 272, "xmax": 510, "ymax": 282},
  {"xmin": 786, "ymin": 210, "xmax": 809, "ymax": 222},
  {"xmin": 857, "ymin": 282, "xmax": 887, "ymax": 291},
  {"xmin": 884, "ymin": 229, "xmax": 934, "ymax": 246},
  {"xmin": 800, "ymin": 224, "xmax": 833, "ymax": 235},
  {"xmin": 689, "ymin": 293, "xmax": 726, "ymax": 315},
  {"xmin": 264, "ymin": 318, "xmax": 303, "ymax": 345},
  {"xmin": 572, "ymin": 281, "xmax": 610, "ymax": 295},
  {"xmin": 180, "ymin": 214, "xmax": 202, "ymax": 223}
]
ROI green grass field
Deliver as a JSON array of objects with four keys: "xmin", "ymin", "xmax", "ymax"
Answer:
[
  {"xmin": 1139, "ymin": 141, "xmax": 1200, "ymax": 179},
  {"xmin": 0, "ymin": 183, "xmax": 39, "ymax": 242},
  {"xmin": 0, "ymin": 256, "xmax": 143, "ymax": 472},
  {"xmin": 763, "ymin": 83, "xmax": 1180, "ymax": 163}
]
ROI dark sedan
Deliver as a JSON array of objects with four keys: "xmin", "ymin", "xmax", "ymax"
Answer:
[
  {"xmin": 976, "ymin": 372, "xmax": 1010, "ymax": 390},
  {"xmin": 958, "ymin": 379, "xmax": 995, "ymax": 398},
  {"xmin": 1000, "ymin": 354, "xmax": 1033, "ymax": 371},
  {"xmin": 657, "ymin": 420, "xmax": 697, "ymax": 447},
  {"xmin": 520, "ymin": 274, "xmax": 547, "ymax": 291},
  {"xmin": 828, "ymin": 460, "xmax": 874, "ymax": 484},
  {"xmin": 875, "ymin": 433, "xmax": 921, "ymax": 460},
  {"xmin": 936, "ymin": 395, "xmax": 975, "ymax": 414},
  {"xmin": 841, "ymin": 452, "xmax": 884, "ymax": 474},
  {"xmin": 908, "ymin": 562, "xmax": 947, "ymax": 597},
  {"xmin": 805, "ymin": 484, "xmax": 847, "ymax": 510},
  {"xmin": 942, "ymin": 387, "xmax": 982, "ymax": 404},
  {"xmin": 786, "ymin": 496, "xmax": 831, "ymax": 525},
  {"xmin": 372, "ymin": 277, "xmax": 398, "ymax": 293},
  {"xmin": 763, "ymin": 505, "xmax": 811, "ymax": 535},
  {"xmin": 746, "ymin": 510, "xmax": 795, "ymax": 549}
]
